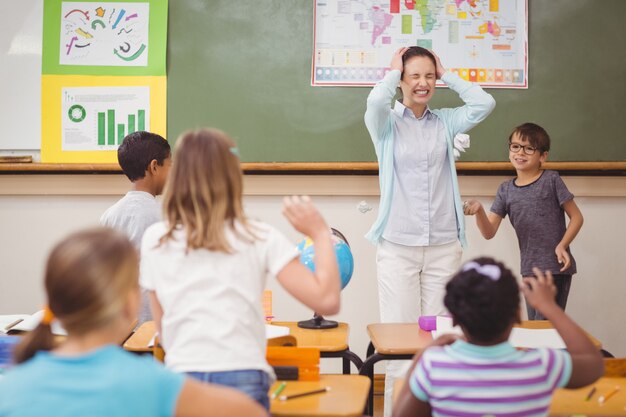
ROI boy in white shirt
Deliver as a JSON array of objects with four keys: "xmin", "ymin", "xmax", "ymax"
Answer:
[{"xmin": 100, "ymin": 131, "xmax": 171, "ymax": 323}]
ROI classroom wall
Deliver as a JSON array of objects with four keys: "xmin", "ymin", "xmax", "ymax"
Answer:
[{"xmin": 1, "ymin": 175, "xmax": 625, "ymax": 372}]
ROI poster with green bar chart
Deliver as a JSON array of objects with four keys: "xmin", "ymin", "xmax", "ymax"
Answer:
[{"xmin": 62, "ymin": 86, "xmax": 149, "ymax": 151}]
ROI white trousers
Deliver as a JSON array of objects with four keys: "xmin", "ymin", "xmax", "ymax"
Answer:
[{"xmin": 376, "ymin": 239, "xmax": 462, "ymax": 417}]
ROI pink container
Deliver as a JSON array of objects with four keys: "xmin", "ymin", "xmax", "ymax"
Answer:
[{"xmin": 418, "ymin": 315, "xmax": 437, "ymax": 331}]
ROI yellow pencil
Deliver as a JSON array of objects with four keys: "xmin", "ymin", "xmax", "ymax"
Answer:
[{"xmin": 598, "ymin": 385, "xmax": 620, "ymax": 404}]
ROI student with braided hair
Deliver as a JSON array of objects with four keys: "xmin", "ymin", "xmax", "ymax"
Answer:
[{"xmin": 393, "ymin": 257, "xmax": 603, "ymax": 417}]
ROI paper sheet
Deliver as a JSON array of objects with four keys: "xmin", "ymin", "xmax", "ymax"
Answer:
[
  {"xmin": 7, "ymin": 310, "xmax": 67, "ymax": 336},
  {"xmin": 0, "ymin": 315, "xmax": 31, "ymax": 334},
  {"xmin": 431, "ymin": 315, "xmax": 567, "ymax": 349},
  {"xmin": 509, "ymin": 328, "xmax": 566, "ymax": 349}
]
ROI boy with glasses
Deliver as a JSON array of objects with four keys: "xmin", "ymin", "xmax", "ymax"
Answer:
[{"xmin": 463, "ymin": 123, "xmax": 583, "ymax": 320}]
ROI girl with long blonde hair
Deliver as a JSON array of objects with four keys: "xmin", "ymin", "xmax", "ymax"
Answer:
[{"xmin": 140, "ymin": 128, "xmax": 340, "ymax": 409}]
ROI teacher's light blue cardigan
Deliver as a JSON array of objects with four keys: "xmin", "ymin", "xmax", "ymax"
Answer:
[{"xmin": 364, "ymin": 70, "xmax": 496, "ymax": 248}]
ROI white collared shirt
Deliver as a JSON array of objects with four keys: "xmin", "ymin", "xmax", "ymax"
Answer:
[{"xmin": 382, "ymin": 101, "xmax": 457, "ymax": 246}]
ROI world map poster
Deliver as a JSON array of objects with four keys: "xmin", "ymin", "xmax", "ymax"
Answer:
[{"xmin": 312, "ymin": 0, "xmax": 528, "ymax": 88}]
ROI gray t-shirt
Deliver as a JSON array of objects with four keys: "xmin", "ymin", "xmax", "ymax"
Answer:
[
  {"xmin": 100, "ymin": 191, "xmax": 161, "ymax": 323},
  {"xmin": 491, "ymin": 170, "xmax": 576, "ymax": 277},
  {"xmin": 100, "ymin": 191, "xmax": 160, "ymax": 250}
]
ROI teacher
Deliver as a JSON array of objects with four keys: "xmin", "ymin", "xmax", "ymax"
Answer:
[{"xmin": 364, "ymin": 46, "xmax": 495, "ymax": 417}]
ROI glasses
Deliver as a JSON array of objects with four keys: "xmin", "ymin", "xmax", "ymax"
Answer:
[{"xmin": 509, "ymin": 143, "xmax": 538, "ymax": 155}]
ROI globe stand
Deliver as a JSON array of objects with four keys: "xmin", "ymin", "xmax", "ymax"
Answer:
[{"xmin": 297, "ymin": 313, "xmax": 338, "ymax": 329}]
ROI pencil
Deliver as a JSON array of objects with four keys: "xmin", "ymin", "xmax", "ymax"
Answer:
[
  {"xmin": 584, "ymin": 386, "xmax": 596, "ymax": 401},
  {"xmin": 3, "ymin": 318, "xmax": 23, "ymax": 332},
  {"xmin": 279, "ymin": 386, "xmax": 330, "ymax": 401},
  {"xmin": 598, "ymin": 386, "xmax": 620, "ymax": 404},
  {"xmin": 271, "ymin": 382, "xmax": 287, "ymax": 400}
]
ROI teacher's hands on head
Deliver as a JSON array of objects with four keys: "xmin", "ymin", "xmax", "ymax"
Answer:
[
  {"xmin": 391, "ymin": 47, "xmax": 409, "ymax": 72},
  {"xmin": 428, "ymin": 49, "xmax": 446, "ymax": 79}
]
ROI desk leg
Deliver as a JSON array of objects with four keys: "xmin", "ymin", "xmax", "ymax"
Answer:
[
  {"xmin": 320, "ymin": 349, "xmax": 364, "ymax": 374},
  {"xmin": 360, "ymin": 349, "xmax": 414, "ymax": 416},
  {"xmin": 360, "ymin": 352, "xmax": 384, "ymax": 416},
  {"xmin": 343, "ymin": 357, "xmax": 350, "ymax": 374}
]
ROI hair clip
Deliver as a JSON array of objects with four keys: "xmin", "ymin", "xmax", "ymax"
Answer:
[
  {"xmin": 42, "ymin": 305, "xmax": 55, "ymax": 325},
  {"xmin": 462, "ymin": 261, "xmax": 501, "ymax": 281},
  {"xmin": 229, "ymin": 147, "xmax": 240, "ymax": 156}
]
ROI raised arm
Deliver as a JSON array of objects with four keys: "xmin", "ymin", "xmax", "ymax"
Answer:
[
  {"xmin": 521, "ymin": 268, "xmax": 603, "ymax": 388},
  {"xmin": 433, "ymin": 49, "xmax": 495, "ymax": 134},
  {"xmin": 364, "ymin": 48, "xmax": 406, "ymax": 143},
  {"xmin": 463, "ymin": 199, "xmax": 503, "ymax": 239},
  {"xmin": 277, "ymin": 196, "xmax": 340, "ymax": 316},
  {"xmin": 555, "ymin": 199, "xmax": 583, "ymax": 271}
]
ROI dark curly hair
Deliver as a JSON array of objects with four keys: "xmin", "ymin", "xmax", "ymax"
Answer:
[
  {"xmin": 117, "ymin": 131, "xmax": 170, "ymax": 181},
  {"xmin": 444, "ymin": 257, "xmax": 520, "ymax": 343}
]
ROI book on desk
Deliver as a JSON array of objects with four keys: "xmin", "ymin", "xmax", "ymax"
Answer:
[{"xmin": 1, "ymin": 311, "xmax": 67, "ymax": 336}]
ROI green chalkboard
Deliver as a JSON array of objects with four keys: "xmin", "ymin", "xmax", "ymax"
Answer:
[{"xmin": 167, "ymin": 0, "xmax": 626, "ymax": 163}]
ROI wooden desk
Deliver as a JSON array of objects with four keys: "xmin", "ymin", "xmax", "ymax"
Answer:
[
  {"xmin": 123, "ymin": 321, "xmax": 364, "ymax": 373},
  {"xmin": 550, "ymin": 377, "xmax": 626, "ymax": 416},
  {"xmin": 272, "ymin": 321, "xmax": 363, "ymax": 373},
  {"xmin": 393, "ymin": 376, "xmax": 626, "ymax": 416},
  {"xmin": 360, "ymin": 321, "xmax": 603, "ymax": 416},
  {"xmin": 270, "ymin": 375, "xmax": 370, "ymax": 417},
  {"xmin": 122, "ymin": 321, "xmax": 156, "ymax": 352},
  {"xmin": 123, "ymin": 321, "xmax": 363, "ymax": 374}
]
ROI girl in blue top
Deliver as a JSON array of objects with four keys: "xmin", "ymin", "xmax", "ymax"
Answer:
[
  {"xmin": 0, "ymin": 228, "xmax": 266, "ymax": 417},
  {"xmin": 364, "ymin": 46, "xmax": 495, "ymax": 417}
]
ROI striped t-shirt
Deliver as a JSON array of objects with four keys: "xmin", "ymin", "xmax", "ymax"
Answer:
[{"xmin": 409, "ymin": 340, "xmax": 572, "ymax": 417}]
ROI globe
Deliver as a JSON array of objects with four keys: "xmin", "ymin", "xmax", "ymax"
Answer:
[{"xmin": 296, "ymin": 228, "xmax": 354, "ymax": 329}]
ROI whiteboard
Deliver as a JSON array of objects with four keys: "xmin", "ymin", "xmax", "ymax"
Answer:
[{"xmin": 0, "ymin": 0, "xmax": 42, "ymax": 152}]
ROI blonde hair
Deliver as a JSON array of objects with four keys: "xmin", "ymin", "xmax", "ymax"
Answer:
[
  {"xmin": 160, "ymin": 128, "xmax": 256, "ymax": 252},
  {"xmin": 13, "ymin": 228, "xmax": 139, "ymax": 364}
]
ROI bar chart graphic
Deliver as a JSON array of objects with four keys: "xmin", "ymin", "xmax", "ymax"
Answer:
[
  {"xmin": 97, "ymin": 108, "xmax": 146, "ymax": 145},
  {"xmin": 62, "ymin": 86, "xmax": 150, "ymax": 151}
]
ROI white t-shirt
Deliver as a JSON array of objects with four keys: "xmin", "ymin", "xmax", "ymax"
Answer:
[
  {"xmin": 140, "ymin": 220, "xmax": 298, "ymax": 376},
  {"xmin": 100, "ymin": 191, "xmax": 160, "ymax": 250}
]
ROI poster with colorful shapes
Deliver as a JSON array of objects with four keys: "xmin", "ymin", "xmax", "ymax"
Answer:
[
  {"xmin": 41, "ymin": 0, "xmax": 167, "ymax": 163},
  {"xmin": 312, "ymin": 0, "xmax": 528, "ymax": 88},
  {"xmin": 60, "ymin": 2, "xmax": 150, "ymax": 67},
  {"xmin": 42, "ymin": 0, "xmax": 166, "ymax": 76}
]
